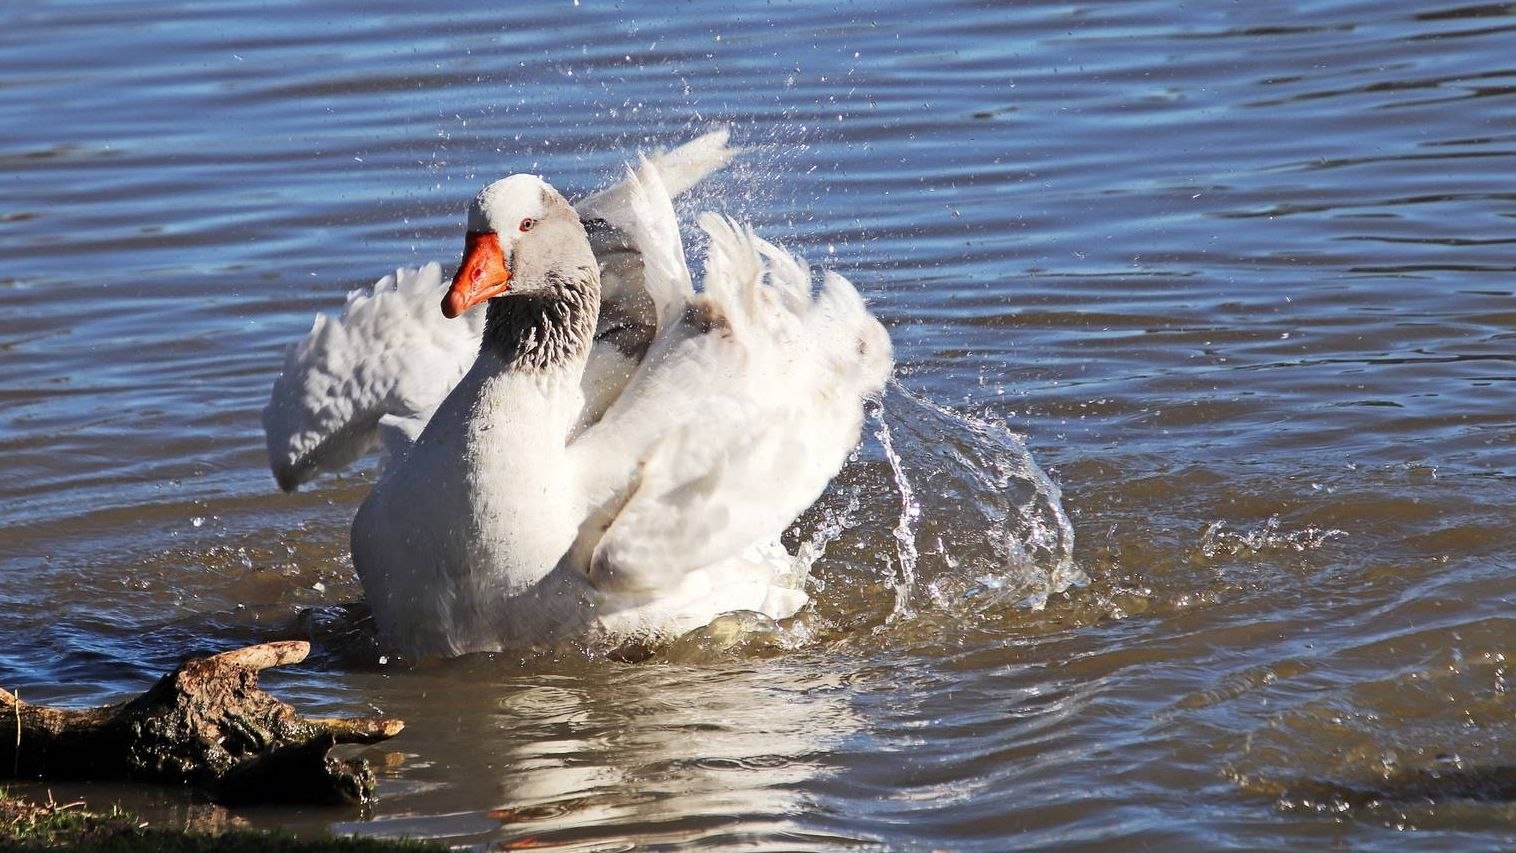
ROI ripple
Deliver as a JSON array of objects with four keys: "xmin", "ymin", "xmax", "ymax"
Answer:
[{"xmin": 5, "ymin": 0, "xmax": 1516, "ymax": 847}]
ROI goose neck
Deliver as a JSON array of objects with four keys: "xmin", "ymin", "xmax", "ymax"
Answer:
[{"xmin": 481, "ymin": 266, "xmax": 600, "ymax": 372}]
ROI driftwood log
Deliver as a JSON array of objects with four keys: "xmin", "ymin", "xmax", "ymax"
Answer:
[{"xmin": 0, "ymin": 641, "xmax": 403, "ymax": 806}]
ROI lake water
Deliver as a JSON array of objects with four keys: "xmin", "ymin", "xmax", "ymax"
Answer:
[{"xmin": 4, "ymin": 0, "xmax": 1516, "ymax": 848}]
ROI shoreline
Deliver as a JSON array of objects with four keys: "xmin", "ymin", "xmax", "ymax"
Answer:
[{"xmin": 0, "ymin": 790, "xmax": 440, "ymax": 852}]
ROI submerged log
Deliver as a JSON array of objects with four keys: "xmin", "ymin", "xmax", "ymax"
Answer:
[{"xmin": 0, "ymin": 641, "xmax": 403, "ymax": 806}]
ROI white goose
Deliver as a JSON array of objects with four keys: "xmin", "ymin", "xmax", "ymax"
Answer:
[{"xmin": 264, "ymin": 133, "xmax": 891, "ymax": 658}]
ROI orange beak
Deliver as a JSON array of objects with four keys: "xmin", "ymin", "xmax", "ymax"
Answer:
[{"xmin": 443, "ymin": 231, "xmax": 511, "ymax": 318}]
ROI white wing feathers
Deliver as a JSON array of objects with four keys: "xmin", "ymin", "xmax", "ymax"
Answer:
[
  {"xmin": 263, "ymin": 130, "xmax": 738, "ymax": 491},
  {"xmin": 578, "ymin": 189, "xmax": 893, "ymax": 595},
  {"xmin": 262, "ymin": 263, "xmax": 482, "ymax": 492},
  {"xmin": 610, "ymin": 157, "xmax": 694, "ymax": 329},
  {"xmin": 577, "ymin": 126, "xmax": 738, "ymax": 232}
]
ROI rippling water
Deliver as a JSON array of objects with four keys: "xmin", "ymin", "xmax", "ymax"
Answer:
[{"xmin": 4, "ymin": 0, "xmax": 1516, "ymax": 848}]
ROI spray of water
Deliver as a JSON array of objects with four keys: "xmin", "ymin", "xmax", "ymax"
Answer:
[
  {"xmin": 862, "ymin": 381, "xmax": 1085, "ymax": 618},
  {"xmin": 871, "ymin": 400, "xmax": 921, "ymax": 620}
]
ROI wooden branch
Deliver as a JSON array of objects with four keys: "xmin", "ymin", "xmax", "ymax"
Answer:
[{"xmin": 0, "ymin": 641, "xmax": 403, "ymax": 806}]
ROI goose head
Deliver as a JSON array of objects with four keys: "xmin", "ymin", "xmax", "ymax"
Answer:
[{"xmin": 443, "ymin": 174, "xmax": 589, "ymax": 318}]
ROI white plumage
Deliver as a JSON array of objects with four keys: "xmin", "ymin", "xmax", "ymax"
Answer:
[
  {"xmin": 263, "ymin": 130, "xmax": 739, "ymax": 490},
  {"xmin": 262, "ymin": 262, "xmax": 482, "ymax": 490},
  {"xmin": 264, "ymin": 132, "xmax": 891, "ymax": 658}
]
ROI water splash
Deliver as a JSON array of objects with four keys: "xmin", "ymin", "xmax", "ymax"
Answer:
[
  {"xmin": 1200, "ymin": 516, "xmax": 1346, "ymax": 558},
  {"xmin": 871, "ymin": 400, "xmax": 920, "ymax": 620},
  {"xmin": 792, "ymin": 484, "xmax": 861, "ymax": 596},
  {"xmin": 858, "ymin": 382, "xmax": 1084, "ymax": 616}
]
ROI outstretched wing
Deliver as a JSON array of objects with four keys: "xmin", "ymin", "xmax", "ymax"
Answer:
[
  {"xmin": 262, "ymin": 263, "xmax": 481, "ymax": 491},
  {"xmin": 571, "ymin": 166, "xmax": 892, "ymax": 595},
  {"xmin": 577, "ymin": 126, "xmax": 738, "ymax": 231},
  {"xmin": 262, "ymin": 130, "xmax": 739, "ymax": 491}
]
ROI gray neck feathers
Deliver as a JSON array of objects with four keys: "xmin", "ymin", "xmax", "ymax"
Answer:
[{"xmin": 482, "ymin": 266, "xmax": 600, "ymax": 371}]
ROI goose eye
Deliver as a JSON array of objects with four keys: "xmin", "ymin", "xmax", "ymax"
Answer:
[{"xmin": 519, "ymin": 218, "xmax": 536, "ymax": 232}]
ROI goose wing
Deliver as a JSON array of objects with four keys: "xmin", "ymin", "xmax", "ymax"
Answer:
[{"xmin": 571, "ymin": 162, "xmax": 892, "ymax": 595}]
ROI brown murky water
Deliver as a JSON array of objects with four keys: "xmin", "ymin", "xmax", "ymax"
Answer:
[{"xmin": 3, "ymin": 0, "xmax": 1516, "ymax": 848}]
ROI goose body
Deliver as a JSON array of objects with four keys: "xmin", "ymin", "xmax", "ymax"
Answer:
[{"xmin": 264, "ymin": 133, "xmax": 891, "ymax": 658}]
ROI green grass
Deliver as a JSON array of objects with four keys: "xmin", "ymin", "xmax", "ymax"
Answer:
[{"xmin": 0, "ymin": 790, "xmax": 444, "ymax": 853}]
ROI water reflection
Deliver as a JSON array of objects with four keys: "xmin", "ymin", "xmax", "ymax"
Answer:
[{"xmin": 338, "ymin": 657, "xmax": 862, "ymax": 848}]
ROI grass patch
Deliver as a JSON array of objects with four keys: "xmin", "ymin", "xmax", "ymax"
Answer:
[{"xmin": 0, "ymin": 789, "xmax": 442, "ymax": 852}]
